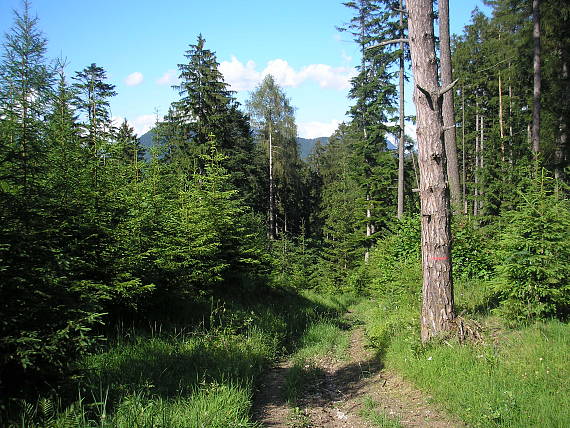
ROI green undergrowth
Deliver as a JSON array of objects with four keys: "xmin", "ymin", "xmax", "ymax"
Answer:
[
  {"xmin": 5, "ymin": 287, "xmax": 356, "ymax": 428},
  {"xmin": 355, "ymin": 280, "xmax": 570, "ymax": 428}
]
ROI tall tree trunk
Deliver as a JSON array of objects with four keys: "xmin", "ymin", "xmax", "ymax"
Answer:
[
  {"xmin": 407, "ymin": 0, "xmax": 455, "ymax": 342},
  {"xmin": 439, "ymin": 0, "xmax": 461, "ymax": 212},
  {"xmin": 474, "ymin": 97, "xmax": 479, "ymax": 217},
  {"xmin": 555, "ymin": 60, "xmax": 568, "ymax": 195},
  {"xmin": 397, "ymin": 0, "xmax": 406, "ymax": 219},
  {"xmin": 269, "ymin": 124, "xmax": 276, "ymax": 240},
  {"xmin": 499, "ymin": 70, "xmax": 505, "ymax": 160},
  {"xmin": 508, "ymin": 66, "xmax": 513, "ymax": 165},
  {"xmin": 461, "ymin": 88, "xmax": 467, "ymax": 214},
  {"xmin": 532, "ymin": 0, "xmax": 541, "ymax": 156},
  {"xmin": 479, "ymin": 115, "xmax": 484, "ymax": 215},
  {"xmin": 365, "ymin": 191, "xmax": 372, "ymax": 263}
]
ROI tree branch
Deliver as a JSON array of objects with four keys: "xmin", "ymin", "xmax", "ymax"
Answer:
[
  {"xmin": 366, "ymin": 38, "xmax": 409, "ymax": 50},
  {"xmin": 438, "ymin": 79, "xmax": 459, "ymax": 98}
]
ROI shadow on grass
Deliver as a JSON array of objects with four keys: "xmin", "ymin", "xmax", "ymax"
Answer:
[
  {"xmin": 79, "ymin": 286, "xmax": 354, "ymax": 407},
  {"xmin": 261, "ymin": 354, "xmax": 384, "ymax": 414}
]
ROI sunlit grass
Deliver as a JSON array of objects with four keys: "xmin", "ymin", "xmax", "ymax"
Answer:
[{"xmin": 357, "ymin": 280, "xmax": 570, "ymax": 428}]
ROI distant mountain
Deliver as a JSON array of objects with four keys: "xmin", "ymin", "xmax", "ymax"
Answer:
[
  {"xmin": 297, "ymin": 137, "xmax": 329, "ymax": 159},
  {"xmin": 138, "ymin": 130, "xmax": 329, "ymax": 161},
  {"xmin": 138, "ymin": 129, "xmax": 155, "ymax": 158},
  {"xmin": 139, "ymin": 131, "xmax": 393, "ymax": 160}
]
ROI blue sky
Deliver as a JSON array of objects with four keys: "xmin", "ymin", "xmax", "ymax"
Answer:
[{"xmin": 1, "ymin": 0, "xmax": 490, "ymax": 138}]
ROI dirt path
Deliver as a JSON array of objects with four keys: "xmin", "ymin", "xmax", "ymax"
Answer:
[{"xmin": 253, "ymin": 326, "xmax": 465, "ymax": 428}]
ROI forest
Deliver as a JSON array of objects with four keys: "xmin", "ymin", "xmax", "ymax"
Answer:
[{"xmin": 0, "ymin": 0, "xmax": 568, "ymax": 427}]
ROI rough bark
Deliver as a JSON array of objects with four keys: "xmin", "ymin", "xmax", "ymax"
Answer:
[
  {"xmin": 532, "ymin": 0, "xmax": 541, "ymax": 156},
  {"xmin": 439, "ymin": 0, "xmax": 462, "ymax": 212},
  {"xmin": 407, "ymin": 0, "xmax": 455, "ymax": 342}
]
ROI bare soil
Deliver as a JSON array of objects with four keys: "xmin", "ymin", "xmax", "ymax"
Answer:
[{"xmin": 253, "ymin": 325, "xmax": 466, "ymax": 428}]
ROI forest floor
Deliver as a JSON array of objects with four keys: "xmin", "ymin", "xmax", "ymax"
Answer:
[{"xmin": 253, "ymin": 316, "xmax": 465, "ymax": 428}]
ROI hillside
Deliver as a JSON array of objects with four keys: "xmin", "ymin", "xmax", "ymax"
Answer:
[{"xmin": 138, "ymin": 130, "xmax": 329, "ymax": 160}]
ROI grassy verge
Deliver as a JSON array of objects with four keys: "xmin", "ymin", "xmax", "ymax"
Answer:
[
  {"xmin": 354, "ymin": 280, "xmax": 570, "ymax": 428},
  {"xmin": 6, "ymin": 288, "xmax": 355, "ymax": 428}
]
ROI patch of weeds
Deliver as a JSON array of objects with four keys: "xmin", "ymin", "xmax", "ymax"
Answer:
[
  {"xmin": 359, "ymin": 396, "xmax": 403, "ymax": 428},
  {"xmin": 288, "ymin": 406, "xmax": 311, "ymax": 428}
]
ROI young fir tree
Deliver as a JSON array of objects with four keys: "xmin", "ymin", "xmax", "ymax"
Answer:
[
  {"xmin": 165, "ymin": 35, "xmax": 258, "ymax": 206},
  {"xmin": 317, "ymin": 124, "xmax": 367, "ymax": 285},
  {"xmin": 72, "ymin": 63, "xmax": 117, "ymax": 151},
  {"xmin": 115, "ymin": 118, "xmax": 145, "ymax": 166},
  {"xmin": 0, "ymin": 3, "xmax": 103, "ymax": 394}
]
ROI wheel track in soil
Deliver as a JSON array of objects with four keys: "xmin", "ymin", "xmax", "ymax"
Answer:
[{"xmin": 252, "ymin": 319, "xmax": 466, "ymax": 428}]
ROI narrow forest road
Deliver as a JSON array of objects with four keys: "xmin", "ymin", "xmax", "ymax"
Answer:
[{"xmin": 253, "ymin": 322, "xmax": 465, "ymax": 428}]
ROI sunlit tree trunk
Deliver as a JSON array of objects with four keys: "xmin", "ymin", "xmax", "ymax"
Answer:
[
  {"xmin": 397, "ymin": 0, "xmax": 406, "ymax": 219},
  {"xmin": 439, "ymin": 0, "xmax": 461, "ymax": 211},
  {"xmin": 269, "ymin": 122, "xmax": 276, "ymax": 240},
  {"xmin": 407, "ymin": 0, "xmax": 455, "ymax": 342},
  {"xmin": 532, "ymin": 0, "xmax": 541, "ymax": 156}
]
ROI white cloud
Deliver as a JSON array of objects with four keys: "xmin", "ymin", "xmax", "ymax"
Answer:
[
  {"xmin": 298, "ymin": 64, "xmax": 354, "ymax": 89},
  {"xmin": 298, "ymin": 120, "xmax": 342, "ymax": 139},
  {"xmin": 156, "ymin": 69, "xmax": 179, "ymax": 86},
  {"xmin": 130, "ymin": 114, "xmax": 156, "ymax": 135},
  {"xmin": 112, "ymin": 114, "xmax": 156, "ymax": 136},
  {"xmin": 125, "ymin": 71, "xmax": 144, "ymax": 86},
  {"xmin": 219, "ymin": 56, "xmax": 356, "ymax": 91},
  {"xmin": 263, "ymin": 59, "xmax": 300, "ymax": 87},
  {"xmin": 218, "ymin": 56, "xmax": 260, "ymax": 91}
]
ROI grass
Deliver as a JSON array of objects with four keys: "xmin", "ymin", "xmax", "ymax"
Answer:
[
  {"xmin": 355, "ymin": 279, "xmax": 570, "ymax": 428},
  {"xmin": 359, "ymin": 396, "xmax": 403, "ymax": 428},
  {"xmin": 5, "ymin": 287, "xmax": 355, "ymax": 428}
]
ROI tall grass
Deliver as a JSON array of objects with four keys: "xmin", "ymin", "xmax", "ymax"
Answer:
[{"xmin": 5, "ymin": 288, "xmax": 355, "ymax": 427}]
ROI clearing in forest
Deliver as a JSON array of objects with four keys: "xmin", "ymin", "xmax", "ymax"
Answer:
[{"xmin": 253, "ymin": 320, "xmax": 464, "ymax": 428}]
